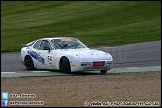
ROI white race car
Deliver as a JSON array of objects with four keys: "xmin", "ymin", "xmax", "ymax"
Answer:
[{"xmin": 21, "ymin": 37, "xmax": 113, "ymax": 74}]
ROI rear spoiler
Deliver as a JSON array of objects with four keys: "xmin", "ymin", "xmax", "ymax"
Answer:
[{"xmin": 22, "ymin": 44, "xmax": 29, "ymax": 47}]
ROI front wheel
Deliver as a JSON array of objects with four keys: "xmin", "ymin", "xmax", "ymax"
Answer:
[
  {"xmin": 100, "ymin": 70, "xmax": 107, "ymax": 73},
  {"xmin": 62, "ymin": 57, "xmax": 71, "ymax": 74},
  {"xmin": 24, "ymin": 55, "xmax": 36, "ymax": 70}
]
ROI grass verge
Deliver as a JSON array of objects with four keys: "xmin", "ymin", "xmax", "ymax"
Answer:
[{"xmin": 1, "ymin": 1, "xmax": 161, "ymax": 52}]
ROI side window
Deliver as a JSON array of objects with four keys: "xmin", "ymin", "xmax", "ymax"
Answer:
[
  {"xmin": 39, "ymin": 40, "xmax": 51, "ymax": 50},
  {"xmin": 33, "ymin": 40, "xmax": 41, "ymax": 49}
]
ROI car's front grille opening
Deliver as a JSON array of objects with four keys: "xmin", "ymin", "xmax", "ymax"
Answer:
[{"xmin": 81, "ymin": 62, "xmax": 91, "ymax": 67}]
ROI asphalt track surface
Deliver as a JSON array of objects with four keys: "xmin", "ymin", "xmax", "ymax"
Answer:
[{"xmin": 1, "ymin": 40, "xmax": 161, "ymax": 72}]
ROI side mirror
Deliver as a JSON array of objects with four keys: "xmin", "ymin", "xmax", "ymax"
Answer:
[{"xmin": 44, "ymin": 47, "xmax": 50, "ymax": 52}]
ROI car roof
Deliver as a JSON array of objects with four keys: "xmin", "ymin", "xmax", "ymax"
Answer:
[{"xmin": 40, "ymin": 37, "xmax": 74, "ymax": 41}]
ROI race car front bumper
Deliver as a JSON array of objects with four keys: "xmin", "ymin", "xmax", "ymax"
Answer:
[{"xmin": 70, "ymin": 61, "xmax": 113, "ymax": 72}]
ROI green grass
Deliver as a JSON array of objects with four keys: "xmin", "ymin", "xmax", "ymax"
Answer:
[{"xmin": 1, "ymin": 1, "xmax": 161, "ymax": 52}]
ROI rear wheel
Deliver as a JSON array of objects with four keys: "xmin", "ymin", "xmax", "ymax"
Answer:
[
  {"xmin": 62, "ymin": 57, "xmax": 71, "ymax": 74},
  {"xmin": 24, "ymin": 55, "xmax": 36, "ymax": 70},
  {"xmin": 100, "ymin": 70, "xmax": 107, "ymax": 73}
]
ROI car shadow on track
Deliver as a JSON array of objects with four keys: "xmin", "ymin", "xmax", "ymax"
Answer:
[{"xmin": 35, "ymin": 69, "xmax": 121, "ymax": 76}]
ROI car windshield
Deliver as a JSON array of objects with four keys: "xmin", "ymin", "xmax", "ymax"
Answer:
[{"xmin": 50, "ymin": 38, "xmax": 88, "ymax": 49}]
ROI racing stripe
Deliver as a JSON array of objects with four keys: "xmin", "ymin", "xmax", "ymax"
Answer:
[
  {"xmin": 27, "ymin": 50, "xmax": 45, "ymax": 65},
  {"xmin": 27, "ymin": 50, "xmax": 37, "ymax": 60}
]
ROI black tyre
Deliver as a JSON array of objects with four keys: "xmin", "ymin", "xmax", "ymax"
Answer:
[
  {"xmin": 62, "ymin": 57, "xmax": 71, "ymax": 74},
  {"xmin": 100, "ymin": 70, "xmax": 107, "ymax": 73},
  {"xmin": 24, "ymin": 55, "xmax": 36, "ymax": 70}
]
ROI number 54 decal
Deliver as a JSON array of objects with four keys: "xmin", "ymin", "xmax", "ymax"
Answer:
[{"xmin": 47, "ymin": 55, "xmax": 53, "ymax": 65}]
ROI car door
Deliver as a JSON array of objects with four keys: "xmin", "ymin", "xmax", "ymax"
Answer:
[{"xmin": 37, "ymin": 40, "xmax": 54, "ymax": 69}]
